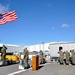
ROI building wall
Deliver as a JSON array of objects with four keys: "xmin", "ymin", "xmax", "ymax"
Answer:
[
  {"xmin": 49, "ymin": 42, "xmax": 75, "ymax": 57},
  {"xmin": 6, "ymin": 46, "xmax": 23, "ymax": 53},
  {"xmin": 25, "ymin": 42, "xmax": 75, "ymax": 57},
  {"xmin": 25, "ymin": 43, "xmax": 50, "ymax": 52},
  {"xmin": 1, "ymin": 42, "xmax": 75, "ymax": 57},
  {"xmin": 0, "ymin": 44, "xmax": 23, "ymax": 53}
]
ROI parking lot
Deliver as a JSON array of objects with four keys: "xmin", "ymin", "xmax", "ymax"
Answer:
[
  {"xmin": 0, "ymin": 62, "xmax": 75, "ymax": 75},
  {"xmin": 0, "ymin": 64, "xmax": 20, "ymax": 75}
]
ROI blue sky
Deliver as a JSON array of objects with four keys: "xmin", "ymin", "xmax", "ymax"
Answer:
[{"xmin": 0, "ymin": 0, "xmax": 75, "ymax": 46}]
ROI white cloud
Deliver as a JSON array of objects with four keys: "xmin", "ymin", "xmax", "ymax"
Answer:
[
  {"xmin": 0, "ymin": 4, "xmax": 9, "ymax": 13},
  {"xmin": 61, "ymin": 24, "xmax": 70, "ymax": 28},
  {"xmin": 51, "ymin": 26, "xmax": 55, "ymax": 29}
]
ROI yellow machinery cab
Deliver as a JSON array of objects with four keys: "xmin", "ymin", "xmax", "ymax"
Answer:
[{"xmin": 0, "ymin": 46, "xmax": 21, "ymax": 64}]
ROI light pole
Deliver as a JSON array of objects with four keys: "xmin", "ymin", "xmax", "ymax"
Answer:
[{"xmin": 42, "ymin": 42, "xmax": 44, "ymax": 51}]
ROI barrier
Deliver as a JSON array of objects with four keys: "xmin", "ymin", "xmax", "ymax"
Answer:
[{"xmin": 32, "ymin": 55, "xmax": 39, "ymax": 71}]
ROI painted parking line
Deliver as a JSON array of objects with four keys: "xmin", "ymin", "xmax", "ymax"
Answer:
[
  {"xmin": 7, "ymin": 63, "xmax": 51, "ymax": 75},
  {"xmin": 7, "ymin": 68, "xmax": 32, "ymax": 75}
]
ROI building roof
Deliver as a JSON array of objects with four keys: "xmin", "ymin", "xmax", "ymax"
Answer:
[{"xmin": 0, "ymin": 43, "xmax": 22, "ymax": 47}]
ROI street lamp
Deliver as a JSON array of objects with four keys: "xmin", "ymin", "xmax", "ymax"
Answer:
[{"xmin": 42, "ymin": 42, "xmax": 44, "ymax": 51}]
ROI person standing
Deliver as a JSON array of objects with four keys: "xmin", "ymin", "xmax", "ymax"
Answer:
[
  {"xmin": 64, "ymin": 50, "xmax": 70, "ymax": 65},
  {"xmin": 23, "ymin": 47, "xmax": 29, "ymax": 69},
  {"xmin": 70, "ymin": 50, "xmax": 75, "ymax": 65},
  {"xmin": 1, "ymin": 45, "xmax": 7, "ymax": 66},
  {"xmin": 58, "ymin": 50, "xmax": 64, "ymax": 65},
  {"xmin": 39, "ymin": 50, "xmax": 44, "ymax": 64}
]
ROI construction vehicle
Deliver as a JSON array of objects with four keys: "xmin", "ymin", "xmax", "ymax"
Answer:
[{"xmin": 0, "ymin": 45, "xmax": 21, "ymax": 64}]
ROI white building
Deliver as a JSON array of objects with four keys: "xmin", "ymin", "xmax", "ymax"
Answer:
[
  {"xmin": 0, "ymin": 42, "xmax": 75, "ymax": 58},
  {"xmin": 0, "ymin": 44, "xmax": 23, "ymax": 53},
  {"xmin": 25, "ymin": 42, "xmax": 75, "ymax": 57}
]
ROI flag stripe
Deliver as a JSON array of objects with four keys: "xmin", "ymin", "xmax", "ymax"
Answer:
[
  {"xmin": 0, "ymin": 10, "xmax": 17, "ymax": 25},
  {"xmin": 3, "ymin": 11, "xmax": 16, "ymax": 17}
]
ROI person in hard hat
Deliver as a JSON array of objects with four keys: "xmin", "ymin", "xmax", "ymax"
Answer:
[
  {"xmin": 23, "ymin": 47, "xmax": 29, "ymax": 69},
  {"xmin": 39, "ymin": 50, "xmax": 44, "ymax": 64},
  {"xmin": 1, "ymin": 45, "xmax": 7, "ymax": 66}
]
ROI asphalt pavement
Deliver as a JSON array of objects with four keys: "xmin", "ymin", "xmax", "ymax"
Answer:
[{"xmin": 0, "ymin": 62, "xmax": 75, "ymax": 75}]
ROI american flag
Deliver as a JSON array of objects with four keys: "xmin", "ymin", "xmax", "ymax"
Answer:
[{"xmin": 0, "ymin": 10, "xmax": 17, "ymax": 25}]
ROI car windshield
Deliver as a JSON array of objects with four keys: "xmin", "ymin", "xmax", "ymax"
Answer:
[{"xmin": 44, "ymin": 50, "xmax": 49, "ymax": 52}]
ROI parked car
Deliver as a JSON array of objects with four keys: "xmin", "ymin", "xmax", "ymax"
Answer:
[
  {"xmin": 43, "ymin": 50, "xmax": 50, "ymax": 56},
  {"xmin": 43, "ymin": 50, "xmax": 51, "ymax": 62}
]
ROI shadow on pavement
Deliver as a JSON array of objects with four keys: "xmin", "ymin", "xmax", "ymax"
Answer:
[{"xmin": 38, "ymin": 65, "xmax": 43, "ymax": 69}]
